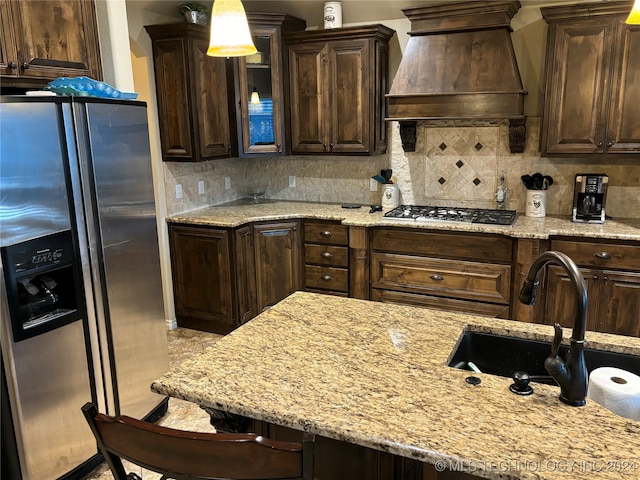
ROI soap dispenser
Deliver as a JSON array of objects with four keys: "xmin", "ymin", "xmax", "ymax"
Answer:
[{"xmin": 495, "ymin": 173, "xmax": 507, "ymax": 210}]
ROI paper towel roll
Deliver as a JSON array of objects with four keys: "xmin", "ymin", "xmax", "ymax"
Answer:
[{"xmin": 587, "ymin": 367, "xmax": 640, "ymax": 420}]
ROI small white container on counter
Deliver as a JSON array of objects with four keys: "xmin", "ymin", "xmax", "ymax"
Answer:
[
  {"xmin": 324, "ymin": 2, "xmax": 342, "ymax": 29},
  {"xmin": 525, "ymin": 190, "xmax": 546, "ymax": 218},
  {"xmin": 381, "ymin": 184, "xmax": 400, "ymax": 211}
]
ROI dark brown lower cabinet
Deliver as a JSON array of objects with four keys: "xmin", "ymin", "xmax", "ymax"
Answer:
[
  {"xmin": 370, "ymin": 229, "xmax": 513, "ymax": 319},
  {"xmin": 545, "ymin": 266, "xmax": 640, "ymax": 337},
  {"xmin": 543, "ymin": 238, "xmax": 640, "ymax": 337},
  {"xmin": 249, "ymin": 420, "xmax": 396, "ymax": 480},
  {"xmin": 168, "ymin": 225, "xmax": 235, "ymax": 334},
  {"xmin": 254, "ymin": 221, "xmax": 303, "ymax": 311},
  {"xmin": 168, "ymin": 221, "xmax": 302, "ymax": 333},
  {"xmin": 247, "ymin": 419, "xmax": 480, "ymax": 480}
]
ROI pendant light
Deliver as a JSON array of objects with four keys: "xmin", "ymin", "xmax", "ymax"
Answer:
[
  {"xmin": 250, "ymin": 69, "xmax": 260, "ymax": 105},
  {"xmin": 207, "ymin": 0, "xmax": 257, "ymax": 57},
  {"xmin": 627, "ymin": 0, "xmax": 640, "ymax": 24},
  {"xmin": 250, "ymin": 87, "xmax": 261, "ymax": 105}
]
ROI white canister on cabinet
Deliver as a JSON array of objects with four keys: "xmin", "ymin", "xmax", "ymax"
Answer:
[{"xmin": 324, "ymin": 2, "xmax": 342, "ymax": 29}]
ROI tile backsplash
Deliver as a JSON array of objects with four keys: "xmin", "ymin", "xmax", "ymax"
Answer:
[{"xmin": 163, "ymin": 117, "xmax": 640, "ymax": 219}]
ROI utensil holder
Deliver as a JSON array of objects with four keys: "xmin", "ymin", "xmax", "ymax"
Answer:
[
  {"xmin": 381, "ymin": 184, "xmax": 400, "ymax": 211},
  {"xmin": 525, "ymin": 190, "xmax": 546, "ymax": 218}
]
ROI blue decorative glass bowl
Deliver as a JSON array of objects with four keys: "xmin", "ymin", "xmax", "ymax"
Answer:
[{"xmin": 44, "ymin": 77, "xmax": 138, "ymax": 100}]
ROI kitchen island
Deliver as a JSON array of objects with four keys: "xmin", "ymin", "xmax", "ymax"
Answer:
[{"xmin": 151, "ymin": 292, "xmax": 640, "ymax": 480}]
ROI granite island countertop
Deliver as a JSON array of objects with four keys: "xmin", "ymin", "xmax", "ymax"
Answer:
[
  {"xmin": 152, "ymin": 292, "xmax": 640, "ymax": 480},
  {"xmin": 167, "ymin": 201, "xmax": 640, "ymax": 241}
]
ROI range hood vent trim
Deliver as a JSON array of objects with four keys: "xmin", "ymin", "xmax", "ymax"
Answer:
[{"xmin": 387, "ymin": 1, "xmax": 527, "ymax": 153}]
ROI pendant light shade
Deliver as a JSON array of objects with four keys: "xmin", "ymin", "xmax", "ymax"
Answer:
[
  {"xmin": 207, "ymin": 0, "xmax": 257, "ymax": 57},
  {"xmin": 627, "ymin": 0, "xmax": 640, "ymax": 24},
  {"xmin": 250, "ymin": 87, "xmax": 261, "ymax": 104}
]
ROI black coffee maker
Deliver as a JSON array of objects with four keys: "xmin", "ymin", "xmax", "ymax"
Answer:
[{"xmin": 572, "ymin": 173, "xmax": 608, "ymax": 223}]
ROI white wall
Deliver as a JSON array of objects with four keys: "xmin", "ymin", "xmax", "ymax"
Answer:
[{"xmin": 95, "ymin": 0, "xmax": 178, "ymax": 329}]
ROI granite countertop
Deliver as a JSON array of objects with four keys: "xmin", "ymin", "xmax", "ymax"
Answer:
[
  {"xmin": 167, "ymin": 201, "xmax": 640, "ymax": 241},
  {"xmin": 152, "ymin": 292, "xmax": 640, "ymax": 480}
]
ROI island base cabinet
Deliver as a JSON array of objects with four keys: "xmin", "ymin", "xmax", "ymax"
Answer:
[
  {"xmin": 248, "ymin": 419, "xmax": 481, "ymax": 480},
  {"xmin": 422, "ymin": 465, "xmax": 479, "ymax": 479},
  {"xmin": 249, "ymin": 420, "xmax": 396, "ymax": 480}
]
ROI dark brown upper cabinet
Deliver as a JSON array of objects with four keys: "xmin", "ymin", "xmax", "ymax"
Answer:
[
  {"xmin": 234, "ymin": 13, "xmax": 305, "ymax": 157},
  {"xmin": 0, "ymin": 0, "xmax": 102, "ymax": 88},
  {"xmin": 145, "ymin": 23, "xmax": 235, "ymax": 162},
  {"xmin": 540, "ymin": 1, "xmax": 640, "ymax": 156},
  {"xmin": 284, "ymin": 25, "xmax": 395, "ymax": 156}
]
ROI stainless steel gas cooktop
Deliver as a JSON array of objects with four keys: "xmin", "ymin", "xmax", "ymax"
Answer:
[{"xmin": 383, "ymin": 205, "xmax": 517, "ymax": 226}]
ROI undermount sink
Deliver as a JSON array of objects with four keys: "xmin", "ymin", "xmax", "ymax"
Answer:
[
  {"xmin": 227, "ymin": 198, "xmax": 279, "ymax": 206},
  {"xmin": 448, "ymin": 331, "xmax": 640, "ymax": 384}
]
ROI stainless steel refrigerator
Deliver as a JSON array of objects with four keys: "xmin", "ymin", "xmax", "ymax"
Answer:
[{"xmin": 0, "ymin": 96, "xmax": 169, "ymax": 480}]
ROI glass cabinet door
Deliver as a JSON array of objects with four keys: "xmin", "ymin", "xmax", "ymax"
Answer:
[{"xmin": 237, "ymin": 25, "xmax": 283, "ymax": 155}]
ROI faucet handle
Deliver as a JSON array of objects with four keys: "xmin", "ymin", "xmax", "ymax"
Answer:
[{"xmin": 551, "ymin": 323, "xmax": 563, "ymax": 357}]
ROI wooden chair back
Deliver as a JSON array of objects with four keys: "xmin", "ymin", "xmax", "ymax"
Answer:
[{"xmin": 82, "ymin": 402, "xmax": 313, "ymax": 480}]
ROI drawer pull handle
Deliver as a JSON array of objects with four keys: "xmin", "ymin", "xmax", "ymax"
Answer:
[
  {"xmin": 321, "ymin": 275, "xmax": 333, "ymax": 281},
  {"xmin": 593, "ymin": 251, "xmax": 612, "ymax": 260},
  {"xmin": 320, "ymin": 231, "xmax": 332, "ymax": 237},
  {"xmin": 321, "ymin": 252, "xmax": 333, "ymax": 258},
  {"xmin": 430, "ymin": 274, "xmax": 444, "ymax": 281}
]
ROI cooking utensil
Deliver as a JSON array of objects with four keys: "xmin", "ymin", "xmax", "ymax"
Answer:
[
  {"xmin": 531, "ymin": 173, "xmax": 544, "ymax": 190},
  {"xmin": 372, "ymin": 175, "xmax": 387, "ymax": 184},
  {"xmin": 521, "ymin": 174, "xmax": 532, "ymax": 189},
  {"xmin": 543, "ymin": 175, "xmax": 554, "ymax": 190},
  {"xmin": 381, "ymin": 169, "xmax": 392, "ymax": 182}
]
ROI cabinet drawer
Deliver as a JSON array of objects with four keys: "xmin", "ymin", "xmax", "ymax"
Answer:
[
  {"xmin": 371, "ymin": 289, "xmax": 510, "ymax": 319},
  {"xmin": 371, "ymin": 228, "xmax": 512, "ymax": 263},
  {"xmin": 550, "ymin": 239, "xmax": 640, "ymax": 270},
  {"xmin": 371, "ymin": 253, "xmax": 511, "ymax": 304},
  {"xmin": 304, "ymin": 244, "xmax": 348, "ymax": 267},
  {"xmin": 304, "ymin": 222, "xmax": 349, "ymax": 245},
  {"xmin": 305, "ymin": 265, "xmax": 349, "ymax": 292}
]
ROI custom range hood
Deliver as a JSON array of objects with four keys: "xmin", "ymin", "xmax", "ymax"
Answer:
[{"xmin": 387, "ymin": 1, "xmax": 527, "ymax": 153}]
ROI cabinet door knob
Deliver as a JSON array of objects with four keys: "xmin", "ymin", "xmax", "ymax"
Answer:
[
  {"xmin": 320, "ymin": 231, "xmax": 332, "ymax": 237},
  {"xmin": 21, "ymin": 62, "xmax": 29, "ymax": 70},
  {"xmin": 606, "ymin": 140, "xmax": 615, "ymax": 147},
  {"xmin": 430, "ymin": 274, "xmax": 444, "ymax": 281},
  {"xmin": 329, "ymin": 142, "xmax": 334, "ymax": 152},
  {"xmin": 593, "ymin": 251, "xmax": 612, "ymax": 259},
  {"xmin": 321, "ymin": 275, "xmax": 332, "ymax": 281},
  {"xmin": 8, "ymin": 61, "xmax": 17, "ymax": 69},
  {"xmin": 596, "ymin": 142, "xmax": 603, "ymax": 148},
  {"xmin": 321, "ymin": 251, "xmax": 332, "ymax": 258}
]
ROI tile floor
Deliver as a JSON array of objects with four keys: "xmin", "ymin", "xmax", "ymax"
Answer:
[{"xmin": 82, "ymin": 327, "xmax": 223, "ymax": 480}]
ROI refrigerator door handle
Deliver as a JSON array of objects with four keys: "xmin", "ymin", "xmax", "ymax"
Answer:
[{"xmin": 63, "ymin": 103, "xmax": 113, "ymax": 415}]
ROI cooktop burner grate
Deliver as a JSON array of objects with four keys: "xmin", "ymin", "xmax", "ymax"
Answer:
[{"xmin": 383, "ymin": 205, "xmax": 517, "ymax": 226}]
